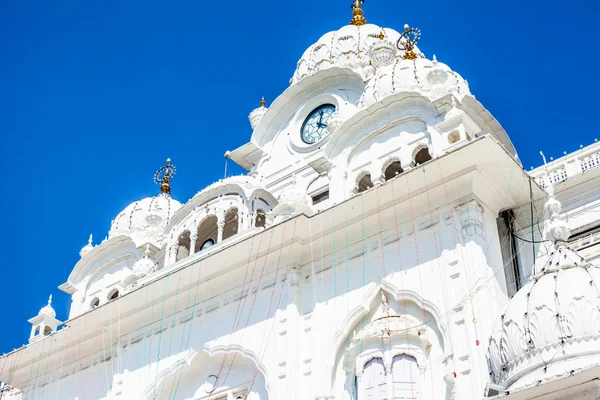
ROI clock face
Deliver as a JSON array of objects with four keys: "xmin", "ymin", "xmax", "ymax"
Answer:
[{"xmin": 301, "ymin": 104, "xmax": 336, "ymax": 144}]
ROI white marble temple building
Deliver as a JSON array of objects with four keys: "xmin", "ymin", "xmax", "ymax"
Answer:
[{"xmin": 2, "ymin": 2, "xmax": 599, "ymax": 399}]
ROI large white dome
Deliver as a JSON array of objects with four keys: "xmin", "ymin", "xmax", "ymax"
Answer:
[
  {"xmin": 487, "ymin": 187, "xmax": 600, "ymax": 391},
  {"xmin": 291, "ymin": 24, "xmax": 422, "ymax": 85},
  {"xmin": 359, "ymin": 56, "xmax": 472, "ymax": 107},
  {"xmin": 109, "ymin": 194, "xmax": 182, "ymax": 247}
]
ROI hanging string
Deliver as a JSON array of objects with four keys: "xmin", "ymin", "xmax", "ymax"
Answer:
[
  {"xmin": 26, "ymin": 329, "xmax": 47, "ymax": 400},
  {"xmin": 374, "ymin": 185, "xmax": 398, "ymax": 395},
  {"xmin": 435, "ymin": 161, "xmax": 480, "ymax": 346},
  {"xmin": 210, "ymin": 231, "xmax": 264, "ymax": 394},
  {"xmin": 53, "ymin": 326, "xmax": 70, "ymax": 400},
  {"xmin": 245, "ymin": 218, "xmax": 297, "ymax": 399},
  {"xmin": 404, "ymin": 172, "xmax": 437, "ymax": 399},
  {"xmin": 37, "ymin": 329, "xmax": 55, "ymax": 400},
  {"xmin": 220, "ymin": 228, "xmax": 276, "ymax": 391},
  {"xmin": 342, "ymin": 200, "xmax": 353, "ymax": 400},
  {"xmin": 151, "ymin": 274, "xmax": 172, "ymax": 398},
  {"xmin": 169, "ymin": 258, "xmax": 205, "ymax": 400},
  {"xmin": 389, "ymin": 178, "xmax": 417, "ymax": 398},
  {"xmin": 145, "ymin": 272, "xmax": 160, "ymax": 390},
  {"xmin": 157, "ymin": 271, "xmax": 184, "ymax": 399},
  {"xmin": 421, "ymin": 167, "xmax": 457, "ymax": 376}
]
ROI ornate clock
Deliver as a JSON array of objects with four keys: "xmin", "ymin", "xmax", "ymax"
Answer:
[{"xmin": 301, "ymin": 104, "xmax": 336, "ymax": 144}]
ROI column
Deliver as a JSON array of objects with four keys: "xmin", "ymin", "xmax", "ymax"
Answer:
[
  {"xmin": 189, "ymin": 233, "xmax": 198, "ymax": 256},
  {"xmin": 217, "ymin": 221, "xmax": 225, "ymax": 243},
  {"xmin": 170, "ymin": 244, "xmax": 178, "ymax": 264}
]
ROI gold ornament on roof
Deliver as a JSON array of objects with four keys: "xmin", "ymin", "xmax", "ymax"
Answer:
[
  {"xmin": 154, "ymin": 158, "xmax": 176, "ymax": 195},
  {"xmin": 260, "ymin": 97, "xmax": 266, "ymax": 107},
  {"xmin": 397, "ymin": 24, "xmax": 421, "ymax": 60},
  {"xmin": 350, "ymin": 0, "xmax": 367, "ymax": 26}
]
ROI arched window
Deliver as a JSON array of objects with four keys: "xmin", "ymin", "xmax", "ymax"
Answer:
[
  {"xmin": 384, "ymin": 161, "xmax": 403, "ymax": 181},
  {"xmin": 356, "ymin": 174, "xmax": 373, "ymax": 193},
  {"xmin": 176, "ymin": 231, "xmax": 191, "ymax": 261},
  {"xmin": 414, "ymin": 148, "xmax": 432, "ymax": 166},
  {"xmin": 392, "ymin": 354, "xmax": 420, "ymax": 399},
  {"xmin": 448, "ymin": 130, "xmax": 460, "ymax": 144},
  {"xmin": 356, "ymin": 354, "xmax": 421, "ymax": 399},
  {"xmin": 195, "ymin": 215, "xmax": 218, "ymax": 252},
  {"xmin": 43, "ymin": 326, "xmax": 52, "ymax": 336},
  {"xmin": 201, "ymin": 239, "xmax": 215, "ymax": 250},
  {"xmin": 90, "ymin": 297, "xmax": 100, "ymax": 309},
  {"xmin": 223, "ymin": 208, "xmax": 239, "ymax": 240},
  {"xmin": 34, "ymin": 326, "xmax": 40, "ymax": 336},
  {"xmin": 255, "ymin": 209, "xmax": 266, "ymax": 228},
  {"xmin": 108, "ymin": 289, "xmax": 119, "ymax": 301},
  {"xmin": 361, "ymin": 357, "xmax": 386, "ymax": 400}
]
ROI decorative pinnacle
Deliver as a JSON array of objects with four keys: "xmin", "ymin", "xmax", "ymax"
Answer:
[
  {"xmin": 260, "ymin": 97, "xmax": 266, "ymax": 107},
  {"xmin": 154, "ymin": 158, "xmax": 177, "ymax": 195},
  {"xmin": 397, "ymin": 24, "xmax": 421, "ymax": 60},
  {"xmin": 350, "ymin": 0, "xmax": 367, "ymax": 26},
  {"xmin": 47, "ymin": 294, "xmax": 52, "ymax": 306},
  {"xmin": 378, "ymin": 30, "xmax": 385, "ymax": 40}
]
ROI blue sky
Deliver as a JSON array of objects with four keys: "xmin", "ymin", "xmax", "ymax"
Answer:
[{"xmin": 0, "ymin": 0, "xmax": 597, "ymax": 352}]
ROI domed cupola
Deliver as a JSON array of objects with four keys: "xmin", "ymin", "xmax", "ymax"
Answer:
[
  {"xmin": 270, "ymin": 175, "xmax": 314, "ymax": 224},
  {"xmin": 79, "ymin": 234, "xmax": 94, "ymax": 258},
  {"xmin": 249, "ymin": 97, "xmax": 268, "ymax": 130},
  {"xmin": 359, "ymin": 28, "xmax": 472, "ymax": 108},
  {"xmin": 109, "ymin": 159, "xmax": 182, "ymax": 247},
  {"xmin": 290, "ymin": 2, "xmax": 422, "ymax": 85},
  {"xmin": 487, "ymin": 185, "xmax": 600, "ymax": 391}
]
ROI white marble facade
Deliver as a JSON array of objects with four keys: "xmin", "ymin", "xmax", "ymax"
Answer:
[{"xmin": 2, "ymin": 5, "xmax": 600, "ymax": 400}]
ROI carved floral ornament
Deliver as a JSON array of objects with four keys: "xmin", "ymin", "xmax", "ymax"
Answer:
[{"xmin": 456, "ymin": 200, "xmax": 484, "ymax": 240}]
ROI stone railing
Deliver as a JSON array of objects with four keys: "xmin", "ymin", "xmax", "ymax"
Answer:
[
  {"xmin": 571, "ymin": 231, "xmax": 600, "ymax": 251},
  {"xmin": 530, "ymin": 142, "xmax": 600, "ymax": 188}
]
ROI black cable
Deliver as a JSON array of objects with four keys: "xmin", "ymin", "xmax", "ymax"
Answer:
[
  {"xmin": 512, "ymin": 232, "xmax": 548, "ymax": 244},
  {"xmin": 529, "ymin": 176, "xmax": 536, "ymax": 265}
]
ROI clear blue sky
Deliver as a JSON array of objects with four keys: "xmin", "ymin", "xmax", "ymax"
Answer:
[{"xmin": 0, "ymin": 0, "xmax": 597, "ymax": 352}]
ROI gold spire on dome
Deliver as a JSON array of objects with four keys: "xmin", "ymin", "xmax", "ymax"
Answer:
[
  {"xmin": 154, "ymin": 158, "xmax": 177, "ymax": 195},
  {"xmin": 398, "ymin": 24, "xmax": 421, "ymax": 60},
  {"xmin": 260, "ymin": 97, "xmax": 266, "ymax": 107},
  {"xmin": 350, "ymin": 0, "xmax": 367, "ymax": 26}
]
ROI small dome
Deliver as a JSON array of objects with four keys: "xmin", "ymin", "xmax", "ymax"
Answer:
[
  {"xmin": 359, "ymin": 56, "xmax": 471, "ymax": 108},
  {"xmin": 109, "ymin": 194, "xmax": 182, "ymax": 247},
  {"xmin": 291, "ymin": 24, "xmax": 422, "ymax": 85},
  {"xmin": 487, "ymin": 187, "xmax": 600, "ymax": 390},
  {"xmin": 79, "ymin": 234, "xmax": 94, "ymax": 258},
  {"xmin": 38, "ymin": 295, "xmax": 56, "ymax": 318},
  {"xmin": 132, "ymin": 245, "xmax": 155, "ymax": 277},
  {"xmin": 278, "ymin": 179, "xmax": 309, "ymax": 206},
  {"xmin": 249, "ymin": 98, "xmax": 268, "ymax": 130}
]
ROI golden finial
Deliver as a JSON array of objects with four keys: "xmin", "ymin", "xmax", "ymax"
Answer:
[
  {"xmin": 260, "ymin": 97, "xmax": 266, "ymax": 107},
  {"xmin": 350, "ymin": 0, "xmax": 367, "ymax": 26},
  {"xmin": 378, "ymin": 30, "xmax": 385, "ymax": 40},
  {"xmin": 397, "ymin": 24, "xmax": 421, "ymax": 60},
  {"xmin": 154, "ymin": 158, "xmax": 177, "ymax": 195}
]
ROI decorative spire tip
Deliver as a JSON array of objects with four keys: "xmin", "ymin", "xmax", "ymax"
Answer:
[
  {"xmin": 154, "ymin": 158, "xmax": 177, "ymax": 195},
  {"xmin": 350, "ymin": 0, "xmax": 367, "ymax": 26},
  {"xmin": 397, "ymin": 24, "xmax": 421, "ymax": 60},
  {"xmin": 260, "ymin": 97, "xmax": 266, "ymax": 107}
]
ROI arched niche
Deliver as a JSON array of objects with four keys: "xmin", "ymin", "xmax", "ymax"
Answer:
[
  {"xmin": 176, "ymin": 230, "xmax": 191, "ymax": 262},
  {"xmin": 413, "ymin": 146, "xmax": 432, "ymax": 166},
  {"xmin": 327, "ymin": 287, "xmax": 448, "ymax": 400},
  {"xmin": 383, "ymin": 160, "xmax": 403, "ymax": 181},
  {"xmin": 145, "ymin": 349, "xmax": 269, "ymax": 400},
  {"xmin": 222, "ymin": 207, "xmax": 240, "ymax": 241},
  {"xmin": 195, "ymin": 215, "xmax": 218, "ymax": 253},
  {"xmin": 356, "ymin": 173, "xmax": 374, "ymax": 194}
]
